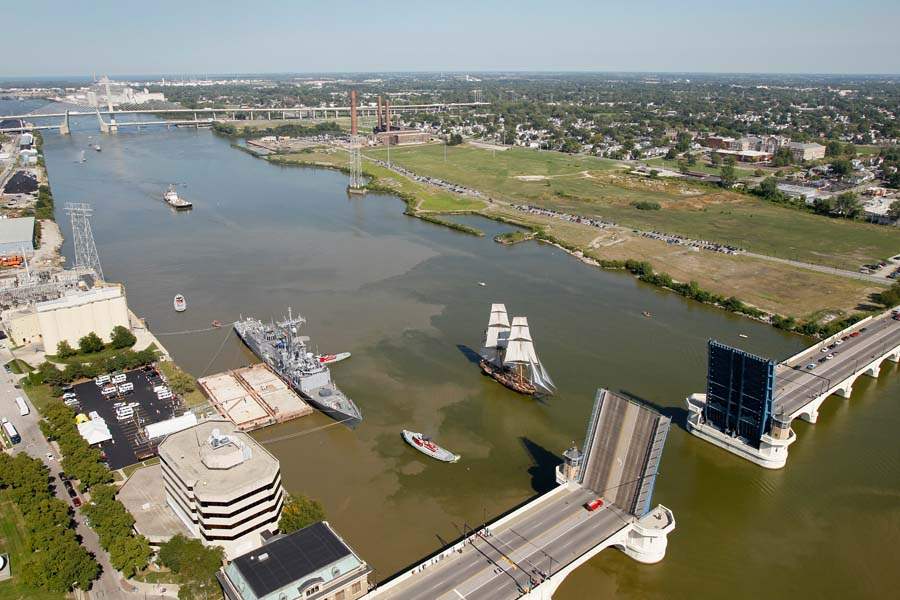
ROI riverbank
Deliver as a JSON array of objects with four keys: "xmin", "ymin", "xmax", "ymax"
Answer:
[{"xmin": 256, "ymin": 144, "xmax": 885, "ymax": 334}]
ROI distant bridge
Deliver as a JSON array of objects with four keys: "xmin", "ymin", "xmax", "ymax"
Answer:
[
  {"xmin": 0, "ymin": 102, "xmax": 489, "ymax": 134},
  {"xmin": 364, "ymin": 389, "xmax": 674, "ymax": 600}
]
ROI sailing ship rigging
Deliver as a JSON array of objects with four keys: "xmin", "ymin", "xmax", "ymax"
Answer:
[{"xmin": 478, "ymin": 303, "xmax": 555, "ymax": 396}]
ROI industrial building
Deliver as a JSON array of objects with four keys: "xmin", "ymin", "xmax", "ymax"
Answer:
[
  {"xmin": 787, "ymin": 141, "xmax": 827, "ymax": 162},
  {"xmin": 158, "ymin": 420, "xmax": 285, "ymax": 559},
  {"xmin": 6, "ymin": 284, "xmax": 132, "ymax": 352},
  {"xmin": 218, "ymin": 521, "xmax": 371, "ymax": 600},
  {"xmin": 0, "ymin": 216, "xmax": 35, "ymax": 256}
]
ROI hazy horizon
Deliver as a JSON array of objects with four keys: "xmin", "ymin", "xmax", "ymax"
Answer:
[{"xmin": 5, "ymin": 0, "xmax": 899, "ymax": 78}]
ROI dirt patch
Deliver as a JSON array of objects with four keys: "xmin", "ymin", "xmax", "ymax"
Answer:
[{"xmin": 514, "ymin": 175, "xmax": 548, "ymax": 181}]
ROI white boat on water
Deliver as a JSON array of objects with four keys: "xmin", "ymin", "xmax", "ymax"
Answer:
[
  {"xmin": 164, "ymin": 185, "xmax": 193, "ymax": 210},
  {"xmin": 316, "ymin": 352, "xmax": 351, "ymax": 365},
  {"xmin": 79, "ymin": 151, "xmax": 86, "ymax": 163},
  {"xmin": 402, "ymin": 430, "xmax": 460, "ymax": 463},
  {"xmin": 173, "ymin": 294, "xmax": 187, "ymax": 312}
]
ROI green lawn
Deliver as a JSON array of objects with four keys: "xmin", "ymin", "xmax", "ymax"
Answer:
[
  {"xmin": 0, "ymin": 495, "xmax": 65, "ymax": 600},
  {"xmin": 46, "ymin": 342, "xmax": 136, "ymax": 365},
  {"xmin": 121, "ymin": 458, "xmax": 160, "ymax": 480},
  {"xmin": 157, "ymin": 361, "xmax": 208, "ymax": 409},
  {"xmin": 365, "ymin": 143, "xmax": 900, "ymax": 270},
  {"xmin": 20, "ymin": 381, "xmax": 58, "ymax": 415},
  {"xmin": 3, "ymin": 360, "xmax": 32, "ymax": 375}
]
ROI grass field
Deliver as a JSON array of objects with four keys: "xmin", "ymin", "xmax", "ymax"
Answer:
[
  {"xmin": 20, "ymin": 381, "xmax": 58, "ymax": 414},
  {"xmin": 270, "ymin": 147, "xmax": 485, "ymax": 213},
  {"xmin": 0, "ymin": 494, "xmax": 65, "ymax": 600},
  {"xmin": 157, "ymin": 361, "xmax": 209, "ymax": 409},
  {"xmin": 366, "ymin": 143, "xmax": 900, "ymax": 270},
  {"xmin": 645, "ymin": 157, "xmax": 755, "ymax": 178},
  {"xmin": 3, "ymin": 360, "xmax": 31, "ymax": 375}
]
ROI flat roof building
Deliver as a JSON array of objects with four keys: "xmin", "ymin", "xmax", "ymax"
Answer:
[
  {"xmin": 218, "ymin": 521, "xmax": 371, "ymax": 600},
  {"xmin": 158, "ymin": 420, "xmax": 284, "ymax": 559},
  {"xmin": 0, "ymin": 216, "xmax": 35, "ymax": 256}
]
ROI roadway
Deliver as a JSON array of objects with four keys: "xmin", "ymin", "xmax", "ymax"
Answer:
[
  {"xmin": 0, "ymin": 343, "xmax": 174, "ymax": 599},
  {"xmin": 774, "ymin": 312, "xmax": 900, "ymax": 416},
  {"xmin": 373, "ymin": 486, "xmax": 630, "ymax": 600}
]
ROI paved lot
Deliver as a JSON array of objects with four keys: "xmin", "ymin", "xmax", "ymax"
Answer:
[{"xmin": 70, "ymin": 366, "xmax": 183, "ymax": 469}]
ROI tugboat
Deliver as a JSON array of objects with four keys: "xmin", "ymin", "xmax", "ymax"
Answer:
[
  {"xmin": 164, "ymin": 185, "xmax": 193, "ymax": 210},
  {"xmin": 402, "ymin": 430, "xmax": 460, "ymax": 463},
  {"xmin": 173, "ymin": 294, "xmax": 187, "ymax": 312},
  {"xmin": 478, "ymin": 303, "xmax": 555, "ymax": 397}
]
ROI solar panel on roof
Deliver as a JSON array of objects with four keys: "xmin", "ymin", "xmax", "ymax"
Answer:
[{"xmin": 231, "ymin": 522, "xmax": 352, "ymax": 597}]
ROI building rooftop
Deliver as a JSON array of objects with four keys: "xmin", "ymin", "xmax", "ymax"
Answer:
[
  {"xmin": 118, "ymin": 464, "xmax": 192, "ymax": 543},
  {"xmin": 221, "ymin": 522, "xmax": 368, "ymax": 600},
  {"xmin": 0, "ymin": 216, "xmax": 35, "ymax": 248},
  {"xmin": 157, "ymin": 420, "xmax": 280, "ymax": 499},
  {"xmin": 35, "ymin": 284, "xmax": 123, "ymax": 312}
]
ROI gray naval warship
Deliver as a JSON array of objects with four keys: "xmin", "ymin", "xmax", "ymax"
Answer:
[{"xmin": 233, "ymin": 308, "xmax": 362, "ymax": 428}]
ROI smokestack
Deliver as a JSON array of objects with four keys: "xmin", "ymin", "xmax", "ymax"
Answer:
[
  {"xmin": 377, "ymin": 96, "xmax": 383, "ymax": 130},
  {"xmin": 350, "ymin": 90, "xmax": 358, "ymax": 135},
  {"xmin": 386, "ymin": 100, "xmax": 392, "ymax": 131}
]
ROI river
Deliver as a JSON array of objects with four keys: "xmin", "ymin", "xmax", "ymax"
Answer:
[{"xmin": 6, "ymin": 100, "xmax": 899, "ymax": 599}]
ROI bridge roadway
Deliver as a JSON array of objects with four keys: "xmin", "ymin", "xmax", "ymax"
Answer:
[
  {"xmin": 774, "ymin": 311, "xmax": 900, "ymax": 417},
  {"xmin": 0, "ymin": 102, "xmax": 489, "ymax": 121},
  {"xmin": 372, "ymin": 486, "xmax": 629, "ymax": 600}
]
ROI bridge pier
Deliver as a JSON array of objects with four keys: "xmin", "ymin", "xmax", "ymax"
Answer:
[{"xmin": 59, "ymin": 110, "xmax": 70, "ymax": 135}]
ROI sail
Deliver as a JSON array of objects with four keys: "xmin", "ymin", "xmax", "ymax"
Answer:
[
  {"xmin": 504, "ymin": 317, "xmax": 533, "ymax": 364},
  {"xmin": 482, "ymin": 304, "xmax": 511, "ymax": 361}
]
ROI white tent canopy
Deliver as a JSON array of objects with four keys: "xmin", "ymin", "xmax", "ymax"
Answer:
[
  {"xmin": 78, "ymin": 417, "xmax": 112, "ymax": 446},
  {"xmin": 145, "ymin": 412, "xmax": 198, "ymax": 440}
]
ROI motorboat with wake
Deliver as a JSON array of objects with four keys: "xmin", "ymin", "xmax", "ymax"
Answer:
[
  {"xmin": 164, "ymin": 185, "xmax": 193, "ymax": 210},
  {"xmin": 173, "ymin": 294, "xmax": 187, "ymax": 312},
  {"xmin": 402, "ymin": 430, "xmax": 460, "ymax": 463},
  {"xmin": 316, "ymin": 352, "xmax": 351, "ymax": 365}
]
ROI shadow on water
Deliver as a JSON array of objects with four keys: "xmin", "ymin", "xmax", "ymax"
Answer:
[
  {"xmin": 521, "ymin": 436, "xmax": 563, "ymax": 494},
  {"xmin": 619, "ymin": 389, "xmax": 689, "ymax": 431},
  {"xmin": 457, "ymin": 344, "xmax": 482, "ymax": 365}
]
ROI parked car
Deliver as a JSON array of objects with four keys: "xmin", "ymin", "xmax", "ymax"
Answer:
[
  {"xmin": 806, "ymin": 363, "xmax": 816, "ymax": 370},
  {"xmin": 585, "ymin": 498, "xmax": 604, "ymax": 512},
  {"xmin": 72, "ymin": 497, "xmax": 82, "ymax": 508}
]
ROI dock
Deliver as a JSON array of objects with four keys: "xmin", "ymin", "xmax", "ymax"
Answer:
[{"xmin": 199, "ymin": 363, "xmax": 313, "ymax": 431}]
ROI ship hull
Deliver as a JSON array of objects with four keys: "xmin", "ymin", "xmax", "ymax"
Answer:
[
  {"xmin": 479, "ymin": 358, "xmax": 539, "ymax": 396},
  {"xmin": 233, "ymin": 324, "xmax": 361, "ymax": 428}
]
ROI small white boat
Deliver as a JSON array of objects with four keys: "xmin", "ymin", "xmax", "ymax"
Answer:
[
  {"xmin": 94, "ymin": 145, "xmax": 101, "ymax": 152},
  {"xmin": 316, "ymin": 352, "xmax": 351, "ymax": 365},
  {"xmin": 79, "ymin": 150, "xmax": 86, "ymax": 163},
  {"xmin": 478, "ymin": 281, "xmax": 486, "ymax": 287},
  {"xmin": 402, "ymin": 430, "xmax": 460, "ymax": 463},
  {"xmin": 173, "ymin": 294, "xmax": 187, "ymax": 312},
  {"xmin": 739, "ymin": 334, "xmax": 748, "ymax": 339}
]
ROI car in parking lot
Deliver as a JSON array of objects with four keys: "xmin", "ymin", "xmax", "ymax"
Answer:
[
  {"xmin": 826, "ymin": 353, "xmax": 835, "ymax": 360},
  {"xmin": 835, "ymin": 339, "xmax": 844, "ymax": 345},
  {"xmin": 585, "ymin": 498, "xmax": 604, "ymax": 511},
  {"xmin": 850, "ymin": 331, "xmax": 860, "ymax": 338},
  {"xmin": 72, "ymin": 497, "xmax": 82, "ymax": 508},
  {"xmin": 806, "ymin": 363, "xmax": 817, "ymax": 370}
]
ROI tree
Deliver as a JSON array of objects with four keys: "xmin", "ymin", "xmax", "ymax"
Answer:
[
  {"xmin": 56, "ymin": 340, "xmax": 77, "ymax": 358},
  {"xmin": 757, "ymin": 177, "xmax": 780, "ymax": 199},
  {"xmin": 772, "ymin": 147, "xmax": 793, "ymax": 166},
  {"xmin": 278, "ymin": 493, "xmax": 325, "ymax": 533},
  {"xmin": 686, "ymin": 152, "xmax": 697, "ymax": 166},
  {"xmin": 159, "ymin": 535, "xmax": 224, "ymax": 600},
  {"xmin": 830, "ymin": 158, "xmax": 852, "ymax": 177},
  {"xmin": 447, "ymin": 133, "xmax": 463, "ymax": 146},
  {"xmin": 720, "ymin": 164, "xmax": 737, "ymax": 188},
  {"xmin": 709, "ymin": 152, "xmax": 722, "ymax": 166},
  {"xmin": 675, "ymin": 131, "xmax": 692, "ymax": 152},
  {"xmin": 110, "ymin": 325, "xmax": 137, "ymax": 349},
  {"xmin": 834, "ymin": 192, "xmax": 861, "ymax": 218},
  {"xmin": 826, "ymin": 140, "xmax": 843, "ymax": 157},
  {"xmin": 875, "ymin": 283, "xmax": 900, "ymax": 307},
  {"xmin": 813, "ymin": 197, "xmax": 834, "ymax": 215},
  {"xmin": 888, "ymin": 200, "xmax": 900, "ymax": 221},
  {"xmin": 664, "ymin": 147, "xmax": 677, "ymax": 160},
  {"xmin": 167, "ymin": 367, "xmax": 197, "ymax": 395},
  {"xmin": 78, "ymin": 332, "xmax": 104, "ymax": 354}
]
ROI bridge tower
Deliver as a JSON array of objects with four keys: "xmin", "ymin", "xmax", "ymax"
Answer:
[
  {"xmin": 59, "ymin": 110, "xmax": 71, "ymax": 135},
  {"xmin": 64, "ymin": 203, "xmax": 104, "ymax": 281},
  {"xmin": 96, "ymin": 108, "xmax": 110, "ymax": 134}
]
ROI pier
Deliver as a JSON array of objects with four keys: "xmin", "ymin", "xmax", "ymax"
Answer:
[
  {"xmin": 687, "ymin": 309, "xmax": 900, "ymax": 468},
  {"xmin": 365, "ymin": 389, "xmax": 674, "ymax": 599}
]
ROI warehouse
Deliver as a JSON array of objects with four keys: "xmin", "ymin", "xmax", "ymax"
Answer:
[
  {"xmin": 35, "ymin": 284, "xmax": 131, "ymax": 353},
  {"xmin": 0, "ymin": 216, "xmax": 35, "ymax": 256}
]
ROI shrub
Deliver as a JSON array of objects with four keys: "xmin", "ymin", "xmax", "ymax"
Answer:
[
  {"xmin": 78, "ymin": 332, "xmax": 104, "ymax": 354},
  {"xmin": 631, "ymin": 200, "xmax": 661, "ymax": 210}
]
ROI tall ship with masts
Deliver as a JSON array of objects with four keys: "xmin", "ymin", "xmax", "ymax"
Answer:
[
  {"xmin": 479, "ymin": 303, "xmax": 555, "ymax": 396},
  {"xmin": 233, "ymin": 308, "xmax": 362, "ymax": 427}
]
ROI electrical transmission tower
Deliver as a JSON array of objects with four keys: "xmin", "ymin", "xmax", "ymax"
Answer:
[
  {"xmin": 347, "ymin": 136, "xmax": 366, "ymax": 194},
  {"xmin": 65, "ymin": 203, "xmax": 104, "ymax": 281}
]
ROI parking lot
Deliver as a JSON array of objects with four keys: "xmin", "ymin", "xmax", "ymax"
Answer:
[{"xmin": 68, "ymin": 366, "xmax": 184, "ymax": 470}]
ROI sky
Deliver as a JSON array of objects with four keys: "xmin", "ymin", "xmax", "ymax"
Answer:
[{"xmin": 4, "ymin": 0, "xmax": 899, "ymax": 77}]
